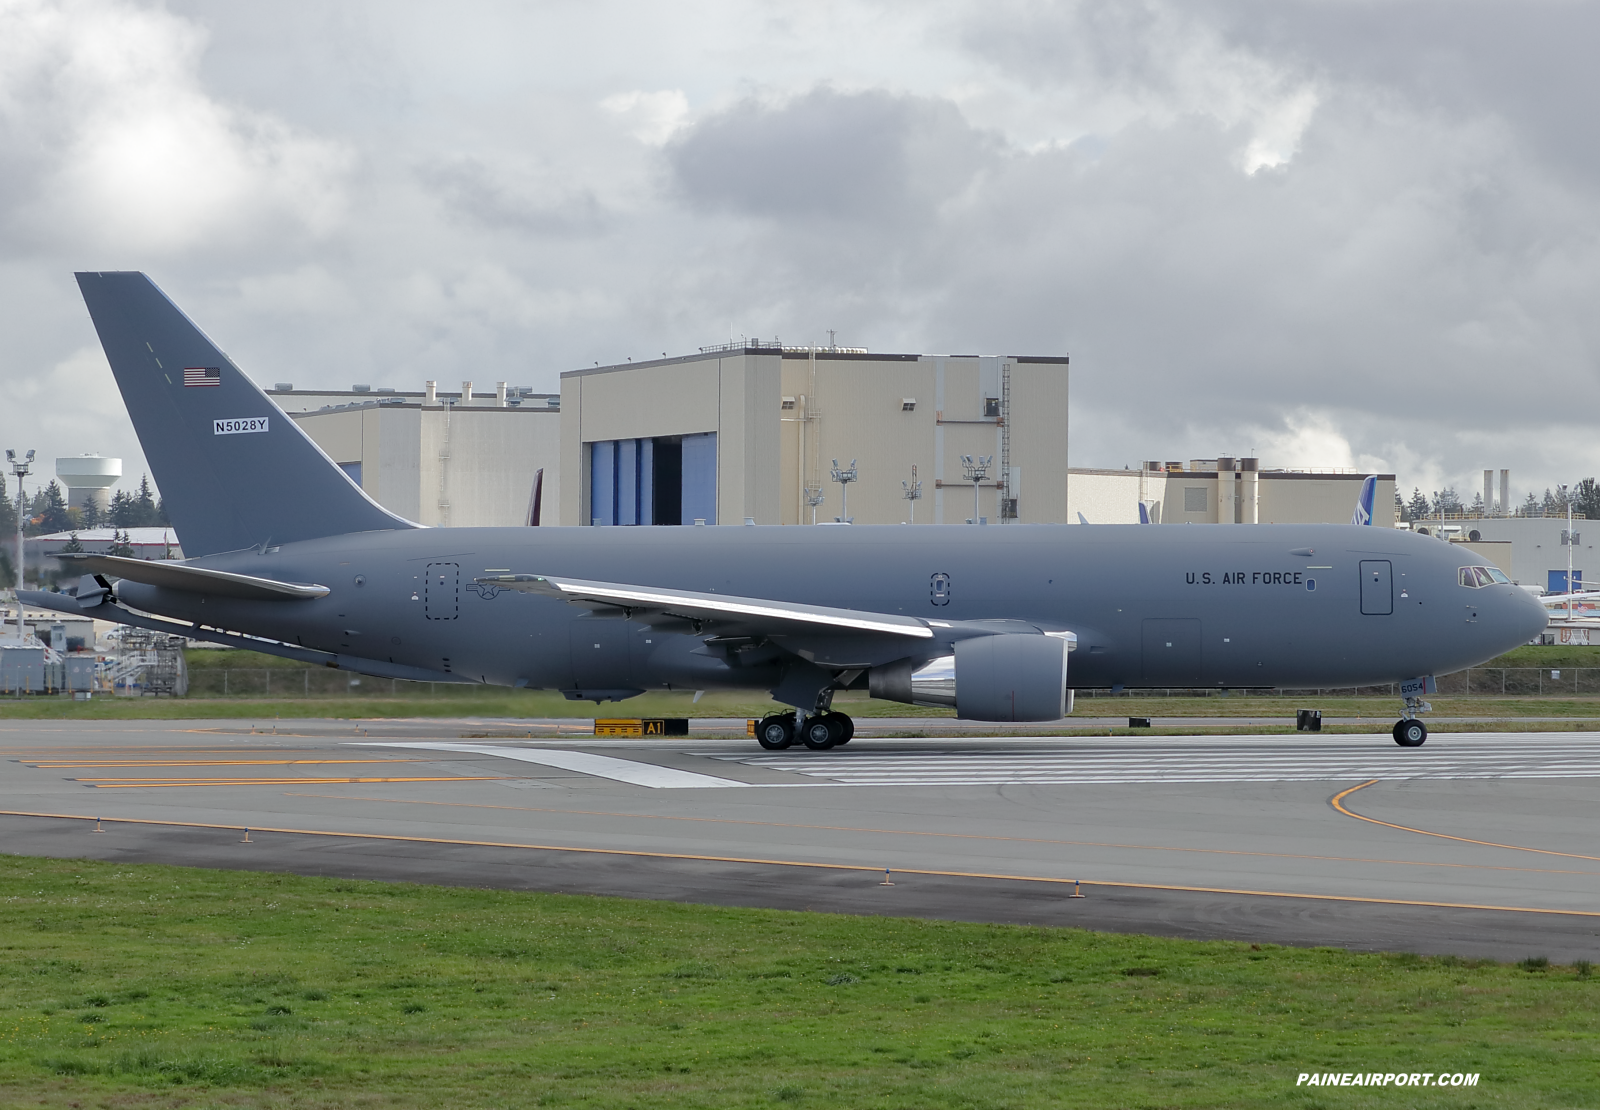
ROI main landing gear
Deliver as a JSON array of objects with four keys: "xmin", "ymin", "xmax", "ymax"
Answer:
[
  {"xmin": 1392, "ymin": 695, "xmax": 1431, "ymax": 747},
  {"xmin": 754, "ymin": 710, "xmax": 854, "ymax": 750}
]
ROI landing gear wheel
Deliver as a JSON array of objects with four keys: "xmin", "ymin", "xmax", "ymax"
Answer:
[
  {"xmin": 801, "ymin": 714, "xmax": 844, "ymax": 750},
  {"xmin": 1393, "ymin": 719, "xmax": 1428, "ymax": 747},
  {"xmin": 828, "ymin": 712, "xmax": 855, "ymax": 745},
  {"xmin": 756, "ymin": 715, "xmax": 795, "ymax": 750}
]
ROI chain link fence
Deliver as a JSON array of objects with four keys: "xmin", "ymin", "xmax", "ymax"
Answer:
[
  {"xmin": 1076, "ymin": 668, "xmax": 1600, "ymax": 699},
  {"xmin": 183, "ymin": 668, "xmax": 460, "ymax": 698}
]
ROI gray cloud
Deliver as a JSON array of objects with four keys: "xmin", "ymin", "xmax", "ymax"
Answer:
[
  {"xmin": 417, "ymin": 157, "xmax": 607, "ymax": 236},
  {"xmin": 667, "ymin": 86, "xmax": 999, "ymax": 224},
  {"xmin": 1, "ymin": 0, "xmax": 1597, "ymax": 511}
]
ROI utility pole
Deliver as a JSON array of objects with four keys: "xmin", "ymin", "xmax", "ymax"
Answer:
[
  {"xmin": 901, "ymin": 465, "xmax": 922, "ymax": 524},
  {"xmin": 830, "ymin": 459, "xmax": 857, "ymax": 523},
  {"xmin": 961, "ymin": 454, "xmax": 991, "ymax": 524},
  {"xmin": 6, "ymin": 449, "xmax": 34, "ymax": 643},
  {"xmin": 1563, "ymin": 501, "xmax": 1580, "ymax": 621}
]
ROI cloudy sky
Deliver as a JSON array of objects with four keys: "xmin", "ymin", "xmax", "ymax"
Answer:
[{"xmin": 2, "ymin": 0, "xmax": 1597, "ymax": 509}]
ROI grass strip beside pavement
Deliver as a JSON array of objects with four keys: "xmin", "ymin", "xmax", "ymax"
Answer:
[{"xmin": 1, "ymin": 856, "xmax": 1597, "ymax": 1108}]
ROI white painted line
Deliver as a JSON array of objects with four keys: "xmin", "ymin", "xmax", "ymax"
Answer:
[{"xmin": 360, "ymin": 743, "xmax": 751, "ymax": 789}]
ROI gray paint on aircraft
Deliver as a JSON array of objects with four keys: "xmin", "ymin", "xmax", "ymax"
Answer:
[{"xmin": 23, "ymin": 273, "xmax": 1550, "ymax": 733}]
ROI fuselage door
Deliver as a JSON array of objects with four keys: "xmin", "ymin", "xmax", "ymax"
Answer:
[
  {"xmin": 425, "ymin": 562, "xmax": 460, "ymax": 621},
  {"xmin": 1359, "ymin": 560, "xmax": 1392, "ymax": 615}
]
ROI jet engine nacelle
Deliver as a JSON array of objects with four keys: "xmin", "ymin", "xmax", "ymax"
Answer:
[{"xmin": 870, "ymin": 633, "xmax": 1070, "ymax": 722}]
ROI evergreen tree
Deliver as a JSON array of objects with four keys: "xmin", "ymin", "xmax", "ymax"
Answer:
[
  {"xmin": 59, "ymin": 532, "xmax": 84, "ymax": 553},
  {"xmin": 33, "ymin": 480, "xmax": 72, "ymax": 535},
  {"xmin": 78, "ymin": 497, "xmax": 102, "ymax": 529},
  {"xmin": 1520, "ymin": 492, "xmax": 1539, "ymax": 516},
  {"xmin": 108, "ymin": 489, "xmax": 135, "ymax": 527},
  {"xmin": 1394, "ymin": 491, "xmax": 1406, "ymax": 521},
  {"xmin": 0, "ymin": 474, "xmax": 13, "ymax": 535},
  {"xmin": 1432, "ymin": 487, "xmax": 1464, "ymax": 516},
  {"xmin": 108, "ymin": 530, "xmax": 135, "ymax": 558},
  {"xmin": 1543, "ymin": 485, "xmax": 1570, "ymax": 516},
  {"xmin": 156, "ymin": 495, "xmax": 170, "ymax": 526},
  {"xmin": 1470, "ymin": 492, "xmax": 1484, "ymax": 514},
  {"xmin": 0, "ymin": 547, "xmax": 11, "ymax": 587},
  {"xmin": 132, "ymin": 475, "xmax": 161, "ymax": 527},
  {"xmin": 1572, "ymin": 478, "xmax": 1600, "ymax": 521},
  {"xmin": 1407, "ymin": 488, "xmax": 1431, "ymax": 520}
]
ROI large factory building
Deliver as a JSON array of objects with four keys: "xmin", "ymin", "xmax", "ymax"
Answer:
[
  {"xmin": 560, "ymin": 344, "xmax": 1071, "ymax": 526},
  {"xmin": 269, "ymin": 382, "xmax": 560, "ymax": 527}
]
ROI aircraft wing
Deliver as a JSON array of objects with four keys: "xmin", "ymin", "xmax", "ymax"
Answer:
[
  {"xmin": 477, "ymin": 574, "xmax": 933, "ymax": 640},
  {"xmin": 54, "ymin": 552, "xmax": 329, "ymax": 600}
]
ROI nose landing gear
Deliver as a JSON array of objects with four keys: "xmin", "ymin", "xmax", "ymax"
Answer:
[{"xmin": 1392, "ymin": 695, "xmax": 1431, "ymax": 747}]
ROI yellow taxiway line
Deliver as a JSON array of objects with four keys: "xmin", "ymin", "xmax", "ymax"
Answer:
[
  {"xmin": 1, "ymin": 805, "xmax": 1596, "ymax": 919},
  {"xmin": 1331, "ymin": 780, "xmax": 1600, "ymax": 862}
]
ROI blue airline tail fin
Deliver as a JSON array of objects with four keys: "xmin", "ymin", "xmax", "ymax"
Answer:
[
  {"xmin": 1350, "ymin": 475, "xmax": 1377, "ymax": 526},
  {"xmin": 75, "ymin": 272, "xmax": 417, "ymax": 557},
  {"xmin": 1138, "ymin": 501, "xmax": 1151, "ymax": 525}
]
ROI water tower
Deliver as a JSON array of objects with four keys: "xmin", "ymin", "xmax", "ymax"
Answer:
[{"xmin": 55, "ymin": 454, "xmax": 122, "ymax": 515}]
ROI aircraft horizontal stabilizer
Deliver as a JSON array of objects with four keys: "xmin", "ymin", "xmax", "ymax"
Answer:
[
  {"xmin": 19, "ymin": 587, "xmax": 465, "ymax": 682},
  {"xmin": 1538, "ymin": 590, "xmax": 1600, "ymax": 607},
  {"xmin": 478, "ymin": 573, "xmax": 933, "ymax": 639},
  {"xmin": 55, "ymin": 552, "xmax": 329, "ymax": 600}
]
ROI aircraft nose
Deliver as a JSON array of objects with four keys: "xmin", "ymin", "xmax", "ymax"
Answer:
[{"xmin": 1514, "ymin": 588, "xmax": 1550, "ymax": 643}]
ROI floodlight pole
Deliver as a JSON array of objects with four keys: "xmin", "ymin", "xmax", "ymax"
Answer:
[
  {"xmin": 804, "ymin": 486, "xmax": 824, "ymax": 526},
  {"xmin": 960, "ymin": 454, "xmax": 991, "ymax": 524},
  {"xmin": 830, "ymin": 459, "xmax": 857, "ymax": 523},
  {"xmin": 7, "ymin": 449, "xmax": 34, "ymax": 643},
  {"xmin": 901, "ymin": 465, "xmax": 922, "ymax": 524}
]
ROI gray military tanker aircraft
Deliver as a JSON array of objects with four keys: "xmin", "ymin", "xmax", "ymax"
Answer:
[{"xmin": 21, "ymin": 273, "xmax": 1547, "ymax": 750}]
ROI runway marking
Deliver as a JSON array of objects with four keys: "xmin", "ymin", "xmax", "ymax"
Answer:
[
  {"xmin": 1, "ymin": 806, "xmax": 1597, "ymax": 919},
  {"xmin": 364, "ymin": 743, "xmax": 752, "ymax": 789},
  {"xmin": 280, "ymin": 791, "xmax": 1600, "ymax": 879},
  {"xmin": 718, "ymin": 735, "xmax": 1600, "ymax": 785},
  {"xmin": 75, "ymin": 776, "xmax": 508, "ymax": 789},
  {"xmin": 1331, "ymin": 780, "xmax": 1600, "ymax": 862}
]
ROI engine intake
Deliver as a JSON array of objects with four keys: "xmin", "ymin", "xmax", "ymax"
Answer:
[{"xmin": 870, "ymin": 632, "xmax": 1071, "ymax": 721}]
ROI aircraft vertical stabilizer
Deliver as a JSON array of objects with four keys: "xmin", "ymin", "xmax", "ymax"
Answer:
[
  {"xmin": 75, "ymin": 272, "xmax": 417, "ymax": 557},
  {"xmin": 1350, "ymin": 475, "xmax": 1377, "ymax": 526}
]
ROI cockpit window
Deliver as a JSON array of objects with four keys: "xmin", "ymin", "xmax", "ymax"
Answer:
[{"xmin": 1459, "ymin": 565, "xmax": 1509, "ymax": 588}]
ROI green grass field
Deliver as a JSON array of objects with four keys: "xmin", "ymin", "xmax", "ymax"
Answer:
[{"xmin": 1, "ymin": 855, "xmax": 1594, "ymax": 1108}]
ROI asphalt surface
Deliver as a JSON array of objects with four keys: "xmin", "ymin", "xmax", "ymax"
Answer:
[{"xmin": 3, "ymin": 718, "xmax": 1598, "ymax": 962}]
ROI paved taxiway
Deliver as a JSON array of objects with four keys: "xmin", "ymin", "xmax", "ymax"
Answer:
[{"xmin": 2, "ymin": 719, "xmax": 1598, "ymax": 962}]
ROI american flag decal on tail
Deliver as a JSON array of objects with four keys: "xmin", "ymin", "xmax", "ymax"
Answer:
[{"xmin": 183, "ymin": 366, "xmax": 221, "ymax": 387}]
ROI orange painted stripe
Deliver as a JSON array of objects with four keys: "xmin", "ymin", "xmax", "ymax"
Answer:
[{"xmin": 77, "ymin": 777, "xmax": 506, "ymax": 789}]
